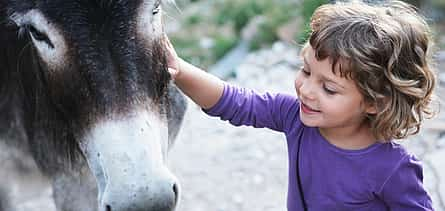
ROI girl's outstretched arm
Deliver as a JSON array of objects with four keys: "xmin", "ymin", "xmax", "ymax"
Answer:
[{"xmin": 164, "ymin": 36, "xmax": 224, "ymax": 109}]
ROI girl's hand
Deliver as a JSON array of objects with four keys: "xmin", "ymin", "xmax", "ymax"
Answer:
[
  {"xmin": 161, "ymin": 35, "xmax": 224, "ymax": 109},
  {"xmin": 163, "ymin": 35, "xmax": 180, "ymax": 80}
]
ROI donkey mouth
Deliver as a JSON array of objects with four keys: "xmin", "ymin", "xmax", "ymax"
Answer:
[{"xmin": 79, "ymin": 109, "xmax": 178, "ymax": 211}]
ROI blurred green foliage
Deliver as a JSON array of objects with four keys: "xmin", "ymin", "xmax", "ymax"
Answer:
[
  {"xmin": 297, "ymin": 0, "xmax": 329, "ymax": 44},
  {"xmin": 431, "ymin": 0, "xmax": 445, "ymax": 9},
  {"xmin": 249, "ymin": 2, "xmax": 299, "ymax": 50},
  {"xmin": 168, "ymin": 0, "xmax": 300, "ymax": 67},
  {"xmin": 167, "ymin": 0, "xmax": 444, "ymax": 67},
  {"xmin": 213, "ymin": 0, "xmax": 299, "ymax": 50},
  {"xmin": 170, "ymin": 38, "xmax": 233, "ymax": 68},
  {"xmin": 185, "ymin": 14, "xmax": 203, "ymax": 25},
  {"xmin": 212, "ymin": 35, "xmax": 238, "ymax": 59},
  {"xmin": 214, "ymin": 0, "xmax": 274, "ymax": 34},
  {"xmin": 169, "ymin": 27, "xmax": 238, "ymax": 68}
]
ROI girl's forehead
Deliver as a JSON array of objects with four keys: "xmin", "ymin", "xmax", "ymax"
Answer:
[
  {"xmin": 302, "ymin": 46, "xmax": 332, "ymax": 71},
  {"xmin": 299, "ymin": 42, "xmax": 311, "ymax": 57},
  {"xmin": 302, "ymin": 47, "xmax": 358, "ymax": 89},
  {"xmin": 302, "ymin": 44, "xmax": 353, "ymax": 78}
]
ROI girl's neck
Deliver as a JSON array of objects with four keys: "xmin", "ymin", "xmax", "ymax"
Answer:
[{"xmin": 318, "ymin": 123, "xmax": 378, "ymax": 150}]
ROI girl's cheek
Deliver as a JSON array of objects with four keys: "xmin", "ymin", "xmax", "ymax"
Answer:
[
  {"xmin": 294, "ymin": 77, "xmax": 302, "ymax": 94},
  {"xmin": 295, "ymin": 72, "xmax": 304, "ymax": 87}
]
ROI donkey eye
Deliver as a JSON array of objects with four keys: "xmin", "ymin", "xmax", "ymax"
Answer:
[
  {"xmin": 152, "ymin": 1, "xmax": 161, "ymax": 15},
  {"xmin": 26, "ymin": 24, "xmax": 54, "ymax": 48}
]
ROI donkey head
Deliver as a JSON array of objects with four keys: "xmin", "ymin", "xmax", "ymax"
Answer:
[{"xmin": 2, "ymin": 0, "xmax": 184, "ymax": 210}]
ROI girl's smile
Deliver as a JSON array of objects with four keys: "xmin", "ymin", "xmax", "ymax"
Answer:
[{"xmin": 300, "ymin": 102, "xmax": 320, "ymax": 114}]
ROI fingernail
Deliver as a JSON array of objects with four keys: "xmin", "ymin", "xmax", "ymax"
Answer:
[{"xmin": 168, "ymin": 68, "xmax": 178, "ymax": 75}]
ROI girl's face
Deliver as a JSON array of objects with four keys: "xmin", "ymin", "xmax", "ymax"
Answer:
[{"xmin": 294, "ymin": 47, "xmax": 376, "ymax": 132}]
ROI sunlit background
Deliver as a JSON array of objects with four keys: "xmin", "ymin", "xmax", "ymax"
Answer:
[{"xmin": 165, "ymin": 0, "xmax": 444, "ymax": 68}]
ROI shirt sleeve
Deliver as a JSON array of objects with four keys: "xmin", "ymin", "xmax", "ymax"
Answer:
[
  {"xmin": 380, "ymin": 154, "xmax": 433, "ymax": 210},
  {"xmin": 203, "ymin": 83, "xmax": 299, "ymax": 133}
]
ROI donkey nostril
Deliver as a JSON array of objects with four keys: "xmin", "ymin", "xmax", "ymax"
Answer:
[{"xmin": 105, "ymin": 205, "xmax": 111, "ymax": 211}]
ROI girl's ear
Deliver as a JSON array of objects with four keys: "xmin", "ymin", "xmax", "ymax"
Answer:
[{"xmin": 365, "ymin": 101, "xmax": 378, "ymax": 115}]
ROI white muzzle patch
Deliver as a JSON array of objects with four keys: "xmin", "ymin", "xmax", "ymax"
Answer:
[{"xmin": 80, "ymin": 108, "xmax": 171, "ymax": 203}]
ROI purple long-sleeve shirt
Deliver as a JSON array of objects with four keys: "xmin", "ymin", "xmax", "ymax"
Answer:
[{"xmin": 204, "ymin": 84, "xmax": 433, "ymax": 211}]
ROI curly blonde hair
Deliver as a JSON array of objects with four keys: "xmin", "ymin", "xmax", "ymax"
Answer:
[{"xmin": 306, "ymin": 0, "xmax": 437, "ymax": 140}]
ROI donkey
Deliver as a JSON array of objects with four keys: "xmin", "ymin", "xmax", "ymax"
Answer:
[{"xmin": 0, "ymin": 0, "xmax": 187, "ymax": 210}]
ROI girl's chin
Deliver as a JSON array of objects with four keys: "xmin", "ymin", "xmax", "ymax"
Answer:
[{"xmin": 300, "ymin": 117, "xmax": 319, "ymax": 127}]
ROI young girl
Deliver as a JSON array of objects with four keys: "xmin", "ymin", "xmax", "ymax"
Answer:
[{"xmin": 164, "ymin": 0, "xmax": 436, "ymax": 210}]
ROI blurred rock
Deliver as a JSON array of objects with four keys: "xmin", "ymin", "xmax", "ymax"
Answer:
[
  {"xmin": 436, "ymin": 51, "xmax": 445, "ymax": 62},
  {"xmin": 199, "ymin": 36, "xmax": 214, "ymax": 49},
  {"xmin": 436, "ymin": 51, "xmax": 445, "ymax": 84},
  {"xmin": 241, "ymin": 16, "xmax": 267, "ymax": 42},
  {"xmin": 439, "ymin": 73, "xmax": 445, "ymax": 85},
  {"xmin": 252, "ymin": 174, "xmax": 265, "ymax": 185},
  {"xmin": 232, "ymin": 194, "xmax": 244, "ymax": 204},
  {"xmin": 277, "ymin": 18, "xmax": 301, "ymax": 44}
]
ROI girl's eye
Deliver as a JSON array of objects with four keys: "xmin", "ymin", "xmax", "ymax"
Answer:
[
  {"xmin": 153, "ymin": 1, "xmax": 161, "ymax": 15},
  {"xmin": 301, "ymin": 67, "xmax": 310, "ymax": 76},
  {"xmin": 323, "ymin": 86, "xmax": 337, "ymax": 95}
]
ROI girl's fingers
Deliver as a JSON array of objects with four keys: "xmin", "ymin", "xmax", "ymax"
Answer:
[
  {"xmin": 163, "ymin": 34, "xmax": 181, "ymax": 80},
  {"xmin": 162, "ymin": 35, "xmax": 178, "ymax": 68},
  {"xmin": 163, "ymin": 35, "xmax": 175, "ymax": 51},
  {"xmin": 168, "ymin": 68, "xmax": 179, "ymax": 80}
]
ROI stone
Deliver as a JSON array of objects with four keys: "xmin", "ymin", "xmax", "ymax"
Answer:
[
  {"xmin": 241, "ymin": 16, "xmax": 267, "ymax": 42},
  {"xmin": 277, "ymin": 18, "xmax": 301, "ymax": 44}
]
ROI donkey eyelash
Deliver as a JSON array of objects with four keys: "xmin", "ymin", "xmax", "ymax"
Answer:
[
  {"xmin": 25, "ymin": 24, "xmax": 55, "ymax": 48},
  {"xmin": 27, "ymin": 25, "xmax": 46, "ymax": 40},
  {"xmin": 153, "ymin": 0, "xmax": 161, "ymax": 15}
]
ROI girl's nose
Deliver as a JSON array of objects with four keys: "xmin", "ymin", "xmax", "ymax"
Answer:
[{"xmin": 298, "ymin": 80, "xmax": 316, "ymax": 101}]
